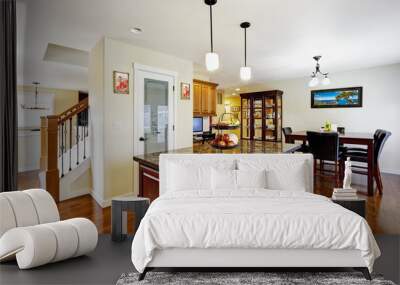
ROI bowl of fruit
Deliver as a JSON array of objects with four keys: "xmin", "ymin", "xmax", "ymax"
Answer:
[{"xmin": 210, "ymin": 134, "xmax": 239, "ymax": 149}]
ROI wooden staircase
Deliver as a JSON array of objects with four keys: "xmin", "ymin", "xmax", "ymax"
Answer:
[{"xmin": 40, "ymin": 98, "xmax": 89, "ymax": 202}]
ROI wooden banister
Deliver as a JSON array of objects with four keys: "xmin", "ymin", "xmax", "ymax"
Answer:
[
  {"xmin": 40, "ymin": 98, "xmax": 89, "ymax": 202},
  {"xmin": 58, "ymin": 97, "xmax": 88, "ymax": 124}
]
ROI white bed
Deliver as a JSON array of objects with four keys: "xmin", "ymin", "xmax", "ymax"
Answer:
[{"xmin": 131, "ymin": 154, "xmax": 380, "ymax": 280}]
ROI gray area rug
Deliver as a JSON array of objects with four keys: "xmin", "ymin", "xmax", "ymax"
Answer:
[{"xmin": 116, "ymin": 272, "xmax": 396, "ymax": 285}]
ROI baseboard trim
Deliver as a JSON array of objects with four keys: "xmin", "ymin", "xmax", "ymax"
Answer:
[
  {"xmin": 381, "ymin": 168, "xmax": 400, "ymax": 175},
  {"xmin": 90, "ymin": 191, "xmax": 111, "ymax": 208}
]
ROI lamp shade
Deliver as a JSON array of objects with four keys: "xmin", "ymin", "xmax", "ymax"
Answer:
[
  {"xmin": 240, "ymin": 66, "xmax": 251, "ymax": 81},
  {"xmin": 322, "ymin": 76, "xmax": 331, "ymax": 85},
  {"xmin": 308, "ymin": 77, "xmax": 319, "ymax": 87},
  {"xmin": 205, "ymin": 52, "xmax": 219, "ymax": 71}
]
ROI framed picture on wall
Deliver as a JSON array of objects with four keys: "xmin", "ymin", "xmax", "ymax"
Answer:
[
  {"xmin": 181, "ymin": 83, "xmax": 190, "ymax": 100},
  {"xmin": 113, "ymin": 71, "xmax": 129, "ymax": 94},
  {"xmin": 311, "ymin": 87, "xmax": 363, "ymax": 108}
]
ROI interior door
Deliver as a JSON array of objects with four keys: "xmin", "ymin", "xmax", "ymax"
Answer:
[{"xmin": 134, "ymin": 67, "xmax": 175, "ymax": 155}]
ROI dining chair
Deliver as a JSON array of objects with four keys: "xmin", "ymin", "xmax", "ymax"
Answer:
[
  {"xmin": 282, "ymin": 127, "xmax": 309, "ymax": 153},
  {"xmin": 344, "ymin": 129, "xmax": 391, "ymax": 195},
  {"xmin": 307, "ymin": 131, "xmax": 344, "ymax": 187}
]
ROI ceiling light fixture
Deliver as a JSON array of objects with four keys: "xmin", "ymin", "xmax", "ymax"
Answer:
[
  {"xmin": 308, "ymin": 55, "xmax": 330, "ymax": 87},
  {"xmin": 204, "ymin": 0, "xmax": 219, "ymax": 72},
  {"xmin": 240, "ymin": 22, "xmax": 251, "ymax": 81},
  {"xmin": 235, "ymin": 88, "xmax": 240, "ymax": 91},
  {"xmin": 130, "ymin": 27, "xmax": 143, "ymax": 34}
]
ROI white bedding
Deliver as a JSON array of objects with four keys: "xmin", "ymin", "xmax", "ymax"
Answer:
[{"xmin": 131, "ymin": 190, "xmax": 380, "ymax": 273}]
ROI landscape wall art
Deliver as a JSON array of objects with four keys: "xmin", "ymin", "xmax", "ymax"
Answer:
[{"xmin": 311, "ymin": 87, "xmax": 363, "ymax": 108}]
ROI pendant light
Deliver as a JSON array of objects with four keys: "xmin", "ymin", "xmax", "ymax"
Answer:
[
  {"xmin": 204, "ymin": 0, "xmax": 219, "ymax": 71},
  {"xmin": 308, "ymin": 55, "xmax": 330, "ymax": 87},
  {"xmin": 240, "ymin": 22, "xmax": 251, "ymax": 81}
]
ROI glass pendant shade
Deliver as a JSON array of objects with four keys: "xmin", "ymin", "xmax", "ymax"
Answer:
[
  {"xmin": 240, "ymin": 66, "xmax": 251, "ymax": 81},
  {"xmin": 322, "ymin": 76, "xmax": 330, "ymax": 85},
  {"xmin": 308, "ymin": 77, "xmax": 319, "ymax": 87},
  {"xmin": 205, "ymin": 52, "xmax": 219, "ymax": 71}
]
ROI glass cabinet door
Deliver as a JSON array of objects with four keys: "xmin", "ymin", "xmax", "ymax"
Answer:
[
  {"xmin": 241, "ymin": 98, "xmax": 250, "ymax": 139},
  {"xmin": 253, "ymin": 98, "xmax": 263, "ymax": 140},
  {"xmin": 264, "ymin": 96, "xmax": 275, "ymax": 141},
  {"xmin": 276, "ymin": 95, "xmax": 282, "ymax": 141}
]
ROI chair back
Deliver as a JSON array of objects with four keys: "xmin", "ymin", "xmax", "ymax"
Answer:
[
  {"xmin": 282, "ymin": 127, "xmax": 294, "ymax": 143},
  {"xmin": 374, "ymin": 129, "xmax": 391, "ymax": 163},
  {"xmin": 0, "ymin": 189, "xmax": 60, "ymax": 238},
  {"xmin": 306, "ymin": 131, "xmax": 340, "ymax": 161}
]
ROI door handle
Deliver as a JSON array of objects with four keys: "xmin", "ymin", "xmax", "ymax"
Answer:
[{"xmin": 139, "ymin": 137, "xmax": 147, "ymax": 141}]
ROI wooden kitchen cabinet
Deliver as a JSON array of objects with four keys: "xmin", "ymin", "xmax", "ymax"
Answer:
[{"xmin": 193, "ymin": 79, "xmax": 218, "ymax": 116}]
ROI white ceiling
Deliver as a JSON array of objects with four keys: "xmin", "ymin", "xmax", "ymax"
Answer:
[{"xmin": 17, "ymin": 0, "xmax": 400, "ymax": 90}]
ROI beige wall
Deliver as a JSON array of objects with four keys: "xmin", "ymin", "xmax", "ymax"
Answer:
[
  {"xmin": 243, "ymin": 63, "xmax": 400, "ymax": 174},
  {"xmin": 17, "ymin": 85, "xmax": 79, "ymax": 115},
  {"xmin": 89, "ymin": 37, "xmax": 194, "ymax": 206}
]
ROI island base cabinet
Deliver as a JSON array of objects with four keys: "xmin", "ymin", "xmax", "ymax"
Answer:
[{"xmin": 139, "ymin": 166, "xmax": 159, "ymax": 202}]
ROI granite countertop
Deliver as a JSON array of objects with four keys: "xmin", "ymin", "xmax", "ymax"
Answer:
[{"xmin": 133, "ymin": 140, "xmax": 301, "ymax": 170}]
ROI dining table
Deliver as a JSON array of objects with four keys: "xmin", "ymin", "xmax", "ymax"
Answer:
[{"xmin": 285, "ymin": 131, "xmax": 375, "ymax": 196}]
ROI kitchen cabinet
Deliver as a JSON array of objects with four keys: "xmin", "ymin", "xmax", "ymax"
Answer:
[{"xmin": 193, "ymin": 79, "xmax": 218, "ymax": 116}]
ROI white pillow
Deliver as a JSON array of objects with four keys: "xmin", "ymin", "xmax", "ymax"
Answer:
[
  {"xmin": 212, "ymin": 168, "xmax": 237, "ymax": 190},
  {"xmin": 168, "ymin": 163, "xmax": 211, "ymax": 191},
  {"xmin": 266, "ymin": 162, "xmax": 307, "ymax": 191},
  {"xmin": 236, "ymin": 169, "xmax": 267, "ymax": 189}
]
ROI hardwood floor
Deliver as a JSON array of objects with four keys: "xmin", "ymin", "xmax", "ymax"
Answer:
[{"xmin": 17, "ymin": 170, "xmax": 400, "ymax": 234}]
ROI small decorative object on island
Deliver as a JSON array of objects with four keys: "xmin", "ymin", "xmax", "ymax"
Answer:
[
  {"xmin": 332, "ymin": 158, "xmax": 357, "ymax": 200},
  {"xmin": 113, "ymin": 71, "xmax": 129, "ymax": 94},
  {"xmin": 311, "ymin": 87, "xmax": 363, "ymax": 108}
]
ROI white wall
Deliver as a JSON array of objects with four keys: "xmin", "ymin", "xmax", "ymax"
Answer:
[
  {"xmin": 246, "ymin": 63, "xmax": 400, "ymax": 174},
  {"xmin": 88, "ymin": 38, "xmax": 105, "ymax": 206},
  {"xmin": 89, "ymin": 37, "xmax": 194, "ymax": 205}
]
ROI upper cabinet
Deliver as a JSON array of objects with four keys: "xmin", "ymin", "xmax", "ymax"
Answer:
[{"xmin": 193, "ymin": 79, "xmax": 218, "ymax": 116}]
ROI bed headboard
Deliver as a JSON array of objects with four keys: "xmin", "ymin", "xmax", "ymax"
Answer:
[{"xmin": 159, "ymin": 153, "xmax": 314, "ymax": 195}]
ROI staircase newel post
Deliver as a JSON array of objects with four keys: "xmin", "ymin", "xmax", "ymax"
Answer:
[{"xmin": 46, "ymin": 115, "xmax": 60, "ymax": 202}]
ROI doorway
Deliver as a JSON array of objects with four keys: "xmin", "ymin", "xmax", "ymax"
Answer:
[{"xmin": 133, "ymin": 64, "xmax": 176, "ymax": 155}]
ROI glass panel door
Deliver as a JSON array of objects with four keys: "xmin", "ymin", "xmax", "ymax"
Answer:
[
  {"xmin": 144, "ymin": 79, "xmax": 169, "ymax": 154},
  {"xmin": 276, "ymin": 95, "xmax": 282, "ymax": 141}
]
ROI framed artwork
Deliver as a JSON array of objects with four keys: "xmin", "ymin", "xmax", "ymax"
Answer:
[
  {"xmin": 311, "ymin": 87, "xmax": 363, "ymax": 108},
  {"xmin": 181, "ymin": 82, "xmax": 190, "ymax": 100},
  {"xmin": 113, "ymin": 71, "xmax": 129, "ymax": 94}
]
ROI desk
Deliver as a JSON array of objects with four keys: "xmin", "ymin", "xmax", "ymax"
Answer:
[{"xmin": 286, "ymin": 131, "xmax": 375, "ymax": 196}]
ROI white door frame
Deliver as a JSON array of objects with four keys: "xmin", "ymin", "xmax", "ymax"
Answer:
[{"xmin": 133, "ymin": 63, "xmax": 177, "ymax": 155}]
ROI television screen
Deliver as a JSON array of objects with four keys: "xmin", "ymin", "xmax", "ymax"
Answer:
[{"xmin": 193, "ymin": 117, "xmax": 203, "ymax": 133}]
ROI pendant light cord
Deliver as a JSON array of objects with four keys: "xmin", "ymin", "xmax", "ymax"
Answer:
[
  {"xmin": 210, "ymin": 5, "xmax": 213, "ymax": 52},
  {"xmin": 244, "ymin": 28, "xmax": 247, "ymax": 66}
]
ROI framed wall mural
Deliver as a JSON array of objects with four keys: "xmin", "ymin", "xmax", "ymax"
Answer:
[
  {"xmin": 311, "ymin": 87, "xmax": 363, "ymax": 108},
  {"xmin": 113, "ymin": 71, "xmax": 129, "ymax": 94},
  {"xmin": 181, "ymin": 82, "xmax": 190, "ymax": 100}
]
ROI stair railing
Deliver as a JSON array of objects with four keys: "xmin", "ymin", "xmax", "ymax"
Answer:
[{"xmin": 40, "ymin": 98, "xmax": 89, "ymax": 202}]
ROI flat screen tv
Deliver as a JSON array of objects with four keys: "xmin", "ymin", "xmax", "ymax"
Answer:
[
  {"xmin": 193, "ymin": 117, "xmax": 203, "ymax": 133},
  {"xmin": 311, "ymin": 87, "xmax": 363, "ymax": 108}
]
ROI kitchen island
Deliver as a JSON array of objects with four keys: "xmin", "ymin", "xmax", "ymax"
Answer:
[{"xmin": 133, "ymin": 140, "xmax": 301, "ymax": 201}]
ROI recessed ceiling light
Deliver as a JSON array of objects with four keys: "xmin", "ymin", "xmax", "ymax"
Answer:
[
  {"xmin": 130, "ymin": 27, "xmax": 143, "ymax": 34},
  {"xmin": 232, "ymin": 92, "xmax": 236, "ymax": 96},
  {"xmin": 235, "ymin": 88, "xmax": 240, "ymax": 91}
]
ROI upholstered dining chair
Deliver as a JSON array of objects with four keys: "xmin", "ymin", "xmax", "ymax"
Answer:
[
  {"xmin": 307, "ymin": 131, "xmax": 344, "ymax": 187},
  {"xmin": 282, "ymin": 127, "xmax": 309, "ymax": 153},
  {"xmin": 344, "ymin": 129, "xmax": 391, "ymax": 195}
]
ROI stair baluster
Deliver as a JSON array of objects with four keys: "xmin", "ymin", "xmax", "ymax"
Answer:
[
  {"xmin": 69, "ymin": 118, "xmax": 72, "ymax": 171},
  {"xmin": 83, "ymin": 110, "xmax": 87, "ymax": 159},
  {"xmin": 76, "ymin": 117, "xmax": 79, "ymax": 165},
  {"xmin": 61, "ymin": 122, "xmax": 65, "ymax": 177}
]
